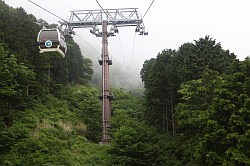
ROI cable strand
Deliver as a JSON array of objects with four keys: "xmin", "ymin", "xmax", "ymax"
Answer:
[
  {"xmin": 75, "ymin": 33, "xmax": 101, "ymax": 56},
  {"xmin": 118, "ymin": 34, "xmax": 126, "ymax": 65},
  {"xmin": 95, "ymin": 0, "xmax": 111, "ymax": 20},
  {"xmin": 143, "ymin": 0, "xmax": 155, "ymax": 19},
  {"xmin": 27, "ymin": 0, "xmax": 68, "ymax": 23},
  {"xmin": 128, "ymin": 32, "xmax": 137, "ymax": 68}
]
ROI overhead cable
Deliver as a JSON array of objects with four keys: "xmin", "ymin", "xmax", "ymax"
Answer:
[
  {"xmin": 75, "ymin": 33, "xmax": 101, "ymax": 55},
  {"xmin": 118, "ymin": 34, "xmax": 126, "ymax": 65},
  {"xmin": 95, "ymin": 0, "xmax": 112, "ymax": 20},
  {"xmin": 128, "ymin": 32, "xmax": 137, "ymax": 67},
  {"xmin": 27, "ymin": 0, "xmax": 68, "ymax": 23},
  {"xmin": 143, "ymin": 0, "xmax": 155, "ymax": 19}
]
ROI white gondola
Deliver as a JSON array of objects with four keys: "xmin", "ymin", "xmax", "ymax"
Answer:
[{"xmin": 37, "ymin": 28, "xmax": 67, "ymax": 58}]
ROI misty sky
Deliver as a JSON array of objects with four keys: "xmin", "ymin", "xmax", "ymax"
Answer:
[{"xmin": 3, "ymin": 0, "xmax": 250, "ymax": 87}]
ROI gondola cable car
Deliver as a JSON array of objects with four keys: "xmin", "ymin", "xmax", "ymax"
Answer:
[{"xmin": 37, "ymin": 28, "xmax": 67, "ymax": 58}]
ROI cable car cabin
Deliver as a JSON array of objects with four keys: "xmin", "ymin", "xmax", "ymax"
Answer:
[{"xmin": 37, "ymin": 28, "xmax": 67, "ymax": 58}]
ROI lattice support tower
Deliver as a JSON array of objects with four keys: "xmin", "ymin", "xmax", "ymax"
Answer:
[{"xmin": 63, "ymin": 8, "xmax": 147, "ymax": 144}]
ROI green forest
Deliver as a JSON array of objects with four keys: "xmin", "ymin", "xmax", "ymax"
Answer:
[{"xmin": 0, "ymin": 1, "xmax": 249, "ymax": 165}]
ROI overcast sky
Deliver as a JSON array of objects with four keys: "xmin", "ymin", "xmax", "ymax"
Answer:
[{"xmin": 3, "ymin": 0, "xmax": 250, "ymax": 87}]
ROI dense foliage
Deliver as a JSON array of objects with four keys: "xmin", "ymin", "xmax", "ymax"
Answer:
[
  {"xmin": 1, "ymin": 1, "xmax": 249, "ymax": 165},
  {"xmin": 140, "ymin": 36, "xmax": 238, "ymax": 133},
  {"xmin": 0, "ymin": 87, "xmax": 109, "ymax": 165},
  {"xmin": 141, "ymin": 36, "xmax": 250, "ymax": 164},
  {"xmin": 176, "ymin": 66, "xmax": 250, "ymax": 165}
]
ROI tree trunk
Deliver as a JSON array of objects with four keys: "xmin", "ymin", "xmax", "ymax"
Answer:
[
  {"xmin": 171, "ymin": 91, "xmax": 175, "ymax": 136},
  {"xmin": 165, "ymin": 97, "xmax": 169, "ymax": 133}
]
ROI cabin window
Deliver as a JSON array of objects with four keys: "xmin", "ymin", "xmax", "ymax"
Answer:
[{"xmin": 39, "ymin": 30, "xmax": 58, "ymax": 42}]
